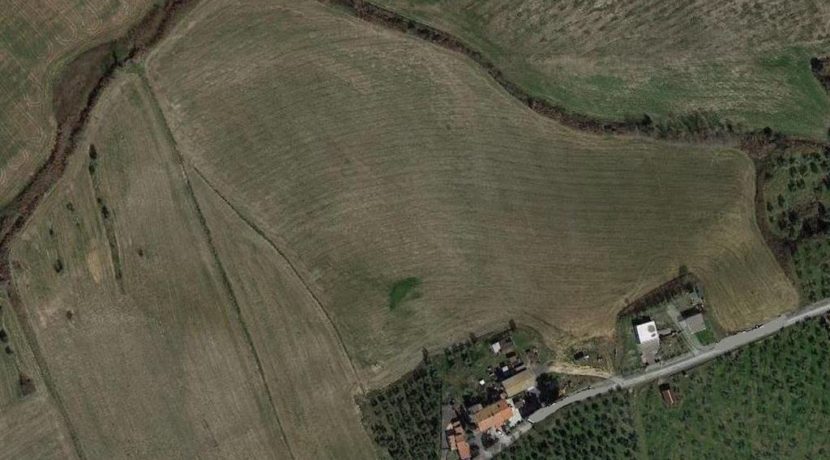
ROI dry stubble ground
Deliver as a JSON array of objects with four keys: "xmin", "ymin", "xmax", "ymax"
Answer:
[{"xmin": 144, "ymin": 0, "xmax": 797, "ymax": 388}]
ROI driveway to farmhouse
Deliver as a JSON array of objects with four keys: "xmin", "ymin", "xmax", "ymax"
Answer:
[{"xmin": 527, "ymin": 297, "xmax": 830, "ymax": 424}]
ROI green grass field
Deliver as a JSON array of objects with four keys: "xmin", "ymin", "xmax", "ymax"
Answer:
[
  {"xmin": 144, "ymin": 0, "xmax": 796, "ymax": 390},
  {"xmin": 375, "ymin": 0, "xmax": 830, "ymax": 139},
  {"xmin": 501, "ymin": 316, "xmax": 830, "ymax": 459}
]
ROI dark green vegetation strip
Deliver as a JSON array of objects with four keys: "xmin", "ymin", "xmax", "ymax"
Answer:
[
  {"xmin": 332, "ymin": 0, "xmax": 745, "ymax": 141},
  {"xmin": 361, "ymin": 365, "xmax": 442, "ymax": 459},
  {"xmin": 86, "ymin": 145, "xmax": 124, "ymax": 293},
  {"xmin": 388, "ymin": 277, "xmax": 421, "ymax": 310},
  {"xmin": 370, "ymin": 0, "xmax": 830, "ymax": 139},
  {"xmin": 500, "ymin": 317, "xmax": 830, "ymax": 459}
]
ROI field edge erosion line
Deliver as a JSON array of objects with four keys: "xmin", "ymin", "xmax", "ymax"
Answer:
[
  {"xmin": 186, "ymin": 164, "xmax": 368, "ymax": 395},
  {"xmin": 136, "ymin": 72, "xmax": 298, "ymax": 460}
]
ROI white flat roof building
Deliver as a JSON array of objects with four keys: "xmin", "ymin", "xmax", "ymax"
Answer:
[
  {"xmin": 491, "ymin": 341, "xmax": 501, "ymax": 354},
  {"xmin": 635, "ymin": 321, "xmax": 659, "ymax": 344}
]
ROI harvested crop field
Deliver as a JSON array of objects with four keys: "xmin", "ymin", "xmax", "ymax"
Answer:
[
  {"xmin": 10, "ymin": 73, "xmax": 295, "ymax": 458},
  {"xmin": 0, "ymin": 0, "xmax": 153, "ymax": 206},
  {"xmin": 373, "ymin": 0, "xmax": 830, "ymax": 139},
  {"xmin": 143, "ymin": 0, "xmax": 796, "ymax": 387}
]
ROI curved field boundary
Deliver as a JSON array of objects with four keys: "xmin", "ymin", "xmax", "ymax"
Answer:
[
  {"xmin": 333, "ymin": 0, "xmax": 830, "ymax": 151},
  {"xmin": 0, "ymin": 0, "xmax": 200, "ymax": 285},
  {"xmin": 0, "ymin": 2, "xmax": 822, "ymax": 455},
  {"xmin": 330, "ymin": 0, "xmax": 830, "ymax": 296}
]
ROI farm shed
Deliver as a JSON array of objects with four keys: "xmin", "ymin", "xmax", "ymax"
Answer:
[{"xmin": 502, "ymin": 369, "xmax": 536, "ymax": 398}]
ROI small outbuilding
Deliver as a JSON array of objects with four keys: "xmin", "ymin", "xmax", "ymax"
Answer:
[
  {"xmin": 659, "ymin": 383, "xmax": 678, "ymax": 407},
  {"xmin": 681, "ymin": 309, "xmax": 707, "ymax": 334},
  {"xmin": 490, "ymin": 341, "xmax": 502, "ymax": 354}
]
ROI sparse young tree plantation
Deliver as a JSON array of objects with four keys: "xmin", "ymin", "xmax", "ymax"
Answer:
[{"xmin": 500, "ymin": 317, "xmax": 830, "ymax": 459}]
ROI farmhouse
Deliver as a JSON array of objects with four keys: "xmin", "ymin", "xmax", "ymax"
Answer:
[
  {"xmin": 636, "ymin": 321, "xmax": 659, "ymax": 343},
  {"xmin": 635, "ymin": 320, "xmax": 660, "ymax": 364},
  {"xmin": 473, "ymin": 400, "xmax": 513, "ymax": 433},
  {"xmin": 446, "ymin": 420, "xmax": 471, "ymax": 460},
  {"xmin": 502, "ymin": 369, "xmax": 536, "ymax": 398}
]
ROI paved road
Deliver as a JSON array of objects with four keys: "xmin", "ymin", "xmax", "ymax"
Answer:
[{"xmin": 528, "ymin": 298, "xmax": 830, "ymax": 424}]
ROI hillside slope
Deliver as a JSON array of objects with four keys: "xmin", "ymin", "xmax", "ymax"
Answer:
[{"xmin": 145, "ymin": 0, "xmax": 797, "ymax": 386}]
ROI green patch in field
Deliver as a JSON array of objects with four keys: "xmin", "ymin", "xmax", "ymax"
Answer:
[{"xmin": 388, "ymin": 276, "xmax": 421, "ymax": 310}]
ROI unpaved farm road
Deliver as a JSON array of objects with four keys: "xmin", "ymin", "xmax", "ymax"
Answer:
[{"xmin": 527, "ymin": 297, "xmax": 830, "ymax": 425}]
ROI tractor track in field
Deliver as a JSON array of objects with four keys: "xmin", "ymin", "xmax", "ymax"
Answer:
[
  {"xmin": 136, "ymin": 71, "xmax": 299, "ymax": 460},
  {"xmin": 185, "ymin": 164, "xmax": 369, "ymax": 395}
]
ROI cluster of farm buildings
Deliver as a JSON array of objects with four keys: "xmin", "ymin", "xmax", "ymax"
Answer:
[
  {"xmin": 444, "ymin": 336, "xmax": 542, "ymax": 459},
  {"xmin": 633, "ymin": 291, "xmax": 708, "ymax": 365}
]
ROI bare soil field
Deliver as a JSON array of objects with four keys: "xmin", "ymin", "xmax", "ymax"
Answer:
[
  {"xmin": 0, "ymin": 0, "xmax": 153, "ymax": 207},
  {"xmin": 144, "ymin": 0, "xmax": 796, "ymax": 388},
  {"xmin": 11, "ymin": 73, "xmax": 291, "ymax": 458},
  {"xmin": 372, "ymin": 0, "xmax": 830, "ymax": 139}
]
